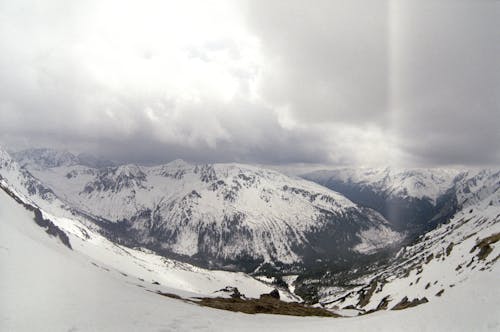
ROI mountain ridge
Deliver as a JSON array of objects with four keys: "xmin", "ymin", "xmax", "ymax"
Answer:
[{"xmin": 1, "ymin": 147, "xmax": 403, "ymax": 273}]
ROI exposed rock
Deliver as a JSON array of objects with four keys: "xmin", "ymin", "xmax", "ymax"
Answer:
[
  {"xmin": 376, "ymin": 295, "xmax": 391, "ymax": 310},
  {"xmin": 391, "ymin": 296, "xmax": 429, "ymax": 310},
  {"xmin": 196, "ymin": 296, "xmax": 338, "ymax": 317},
  {"xmin": 446, "ymin": 242, "xmax": 454, "ymax": 256},
  {"xmin": 357, "ymin": 280, "xmax": 377, "ymax": 308},
  {"xmin": 260, "ymin": 289, "xmax": 280, "ymax": 300},
  {"xmin": 470, "ymin": 233, "xmax": 500, "ymax": 261},
  {"xmin": 216, "ymin": 286, "xmax": 243, "ymax": 299}
]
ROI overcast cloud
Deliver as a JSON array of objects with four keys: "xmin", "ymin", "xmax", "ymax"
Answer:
[{"xmin": 0, "ymin": 0, "xmax": 498, "ymax": 166}]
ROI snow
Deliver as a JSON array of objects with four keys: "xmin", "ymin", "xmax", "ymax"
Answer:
[
  {"xmin": 304, "ymin": 167, "xmax": 462, "ymax": 204},
  {"xmin": 354, "ymin": 225, "xmax": 403, "ymax": 254},
  {"xmin": 1, "ymin": 188, "xmax": 499, "ymax": 331},
  {"xmin": 10, "ymin": 152, "xmax": 397, "ymax": 264},
  {"xmin": 282, "ymin": 275, "xmax": 299, "ymax": 294}
]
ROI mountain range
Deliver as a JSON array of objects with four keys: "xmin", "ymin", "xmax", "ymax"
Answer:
[
  {"xmin": 2, "ymin": 147, "xmax": 403, "ymax": 273},
  {"xmin": 0, "ymin": 146, "xmax": 498, "ymax": 320}
]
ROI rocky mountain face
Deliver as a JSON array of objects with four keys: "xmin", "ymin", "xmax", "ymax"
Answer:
[{"xmin": 1, "ymin": 147, "xmax": 402, "ymax": 273}]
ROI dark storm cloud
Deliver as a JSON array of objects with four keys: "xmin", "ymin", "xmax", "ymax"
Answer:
[
  {"xmin": 82, "ymin": 127, "xmax": 332, "ymax": 166},
  {"xmin": 244, "ymin": 0, "xmax": 500, "ymax": 166},
  {"xmin": 0, "ymin": 88, "xmax": 333, "ymax": 165},
  {"xmin": 0, "ymin": 0, "xmax": 498, "ymax": 166},
  {"xmin": 243, "ymin": 0, "xmax": 390, "ymax": 125},
  {"xmin": 389, "ymin": 0, "xmax": 500, "ymax": 166}
]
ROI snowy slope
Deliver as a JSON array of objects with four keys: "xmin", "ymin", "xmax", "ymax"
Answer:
[
  {"xmin": 5, "ymin": 147, "xmax": 402, "ymax": 270},
  {"xmin": 1, "ymin": 170, "xmax": 499, "ymax": 332},
  {"xmin": 318, "ymin": 168, "xmax": 500, "ymax": 314}
]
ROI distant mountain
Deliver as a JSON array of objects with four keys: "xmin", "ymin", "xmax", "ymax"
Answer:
[
  {"xmin": 13, "ymin": 148, "xmax": 115, "ymax": 170},
  {"xmin": 2, "ymin": 147, "xmax": 402, "ymax": 273},
  {"xmin": 303, "ymin": 168, "xmax": 461, "ymax": 203},
  {"xmin": 12, "ymin": 148, "xmax": 79, "ymax": 169},
  {"xmin": 302, "ymin": 168, "xmax": 463, "ymax": 236}
]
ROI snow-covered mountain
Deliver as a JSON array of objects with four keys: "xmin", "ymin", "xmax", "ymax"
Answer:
[
  {"xmin": 2, "ymin": 147, "xmax": 402, "ymax": 273},
  {"xmin": 303, "ymin": 167, "xmax": 466, "ymax": 235},
  {"xmin": 304, "ymin": 167, "xmax": 461, "ymax": 204}
]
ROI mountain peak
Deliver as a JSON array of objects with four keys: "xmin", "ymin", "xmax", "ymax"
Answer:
[
  {"xmin": 114, "ymin": 164, "xmax": 145, "ymax": 177},
  {"xmin": 166, "ymin": 158, "xmax": 191, "ymax": 168}
]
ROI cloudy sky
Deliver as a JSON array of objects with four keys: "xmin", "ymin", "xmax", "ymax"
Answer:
[{"xmin": 0, "ymin": 0, "xmax": 498, "ymax": 166}]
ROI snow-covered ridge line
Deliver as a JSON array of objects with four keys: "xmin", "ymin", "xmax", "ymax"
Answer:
[
  {"xmin": 302, "ymin": 166, "xmax": 500, "ymax": 240},
  {"xmin": 0, "ymin": 179, "xmax": 72, "ymax": 249},
  {"xmin": 303, "ymin": 167, "xmax": 464, "ymax": 204},
  {"xmin": 2, "ymin": 146, "xmax": 402, "ymax": 270}
]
